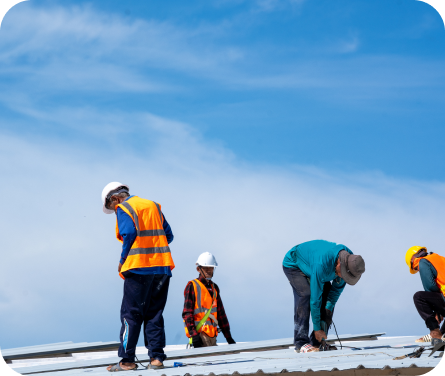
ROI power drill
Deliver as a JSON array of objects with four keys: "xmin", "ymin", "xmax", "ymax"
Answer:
[{"xmin": 319, "ymin": 338, "xmax": 337, "ymax": 351}]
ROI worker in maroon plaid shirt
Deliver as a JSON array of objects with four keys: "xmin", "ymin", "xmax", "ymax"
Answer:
[{"xmin": 182, "ymin": 252, "xmax": 236, "ymax": 347}]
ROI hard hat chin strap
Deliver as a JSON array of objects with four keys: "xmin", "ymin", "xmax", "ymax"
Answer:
[{"xmin": 198, "ymin": 265, "xmax": 214, "ymax": 281}]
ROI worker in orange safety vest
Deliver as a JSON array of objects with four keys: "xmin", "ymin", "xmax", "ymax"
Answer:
[
  {"xmin": 102, "ymin": 182, "xmax": 174, "ymax": 372},
  {"xmin": 182, "ymin": 252, "xmax": 236, "ymax": 348},
  {"xmin": 406, "ymin": 246, "xmax": 445, "ymax": 346}
]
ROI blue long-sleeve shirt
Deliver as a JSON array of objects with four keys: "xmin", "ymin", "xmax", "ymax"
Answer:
[
  {"xmin": 117, "ymin": 196, "xmax": 174, "ymax": 275},
  {"xmin": 283, "ymin": 240, "xmax": 352, "ymax": 331}
]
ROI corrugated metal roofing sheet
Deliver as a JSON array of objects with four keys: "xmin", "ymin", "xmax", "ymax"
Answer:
[
  {"xmin": 9, "ymin": 333, "xmax": 385, "ymax": 374},
  {"xmin": 7, "ymin": 335, "xmax": 444, "ymax": 375}
]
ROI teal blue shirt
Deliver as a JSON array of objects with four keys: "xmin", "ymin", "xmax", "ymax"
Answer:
[
  {"xmin": 419, "ymin": 258, "xmax": 439, "ymax": 293},
  {"xmin": 283, "ymin": 240, "xmax": 352, "ymax": 331}
]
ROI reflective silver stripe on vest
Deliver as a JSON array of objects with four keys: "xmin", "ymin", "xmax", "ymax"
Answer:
[
  {"xmin": 121, "ymin": 202, "xmax": 140, "ymax": 233},
  {"xmin": 193, "ymin": 307, "xmax": 217, "ymax": 315},
  {"xmin": 192, "ymin": 280, "xmax": 202, "ymax": 311},
  {"xmin": 154, "ymin": 202, "xmax": 163, "ymax": 224},
  {"xmin": 139, "ymin": 229, "xmax": 166, "ymax": 237},
  {"xmin": 128, "ymin": 246, "xmax": 171, "ymax": 256}
]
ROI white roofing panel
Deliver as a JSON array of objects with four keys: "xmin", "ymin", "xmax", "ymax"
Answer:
[{"xmin": 7, "ymin": 334, "xmax": 443, "ymax": 375}]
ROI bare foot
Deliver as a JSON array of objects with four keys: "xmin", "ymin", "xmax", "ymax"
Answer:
[
  {"xmin": 430, "ymin": 329, "xmax": 442, "ymax": 339},
  {"xmin": 151, "ymin": 359, "xmax": 163, "ymax": 366},
  {"xmin": 107, "ymin": 362, "xmax": 137, "ymax": 371}
]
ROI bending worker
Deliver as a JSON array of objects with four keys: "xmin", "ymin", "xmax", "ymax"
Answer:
[
  {"xmin": 406, "ymin": 246, "xmax": 445, "ymax": 345},
  {"xmin": 102, "ymin": 182, "xmax": 175, "ymax": 372},
  {"xmin": 283, "ymin": 240, "xmax": 365, "ymax": 353},
  {"xmin": 182, "ymin": 252, "xmax": 236, "ymax": 347}
]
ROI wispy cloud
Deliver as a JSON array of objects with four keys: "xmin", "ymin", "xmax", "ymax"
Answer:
[
  {"xmin": 0, "ymin": 4, "xmax": 245, "ymax": 94},
  {"xmin": 1, "ymin": 2, "xmax": 443, "ymax": 109}
]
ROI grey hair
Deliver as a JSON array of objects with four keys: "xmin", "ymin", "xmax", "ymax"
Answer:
[{"xmin": 105, "ymin": 191, "xmax": 130, "ymax": 209}]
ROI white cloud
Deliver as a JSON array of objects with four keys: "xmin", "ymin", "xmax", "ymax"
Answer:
[
  {"xmin": 0, "ymin": 3, "xmax": 246, "ymax": 94},
  {"xmin": 0, "ymin": 106, "xmax": 443, "ymax": 347}
]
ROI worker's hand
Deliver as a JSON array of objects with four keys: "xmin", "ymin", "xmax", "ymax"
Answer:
[
  {"xmin": 192, "ymin": 335, "xmax": 203, "ymax": 348},
  {"xmin": 314, "ymin": 330, "xmax": 327, "ymax": 343},
  {"xmin": 118, "ymin": 263, "xmax": 122, "ymax": 273},
  {"xmin": 226, "ymin": 336, "xmax": 236, "ymax": 345}
]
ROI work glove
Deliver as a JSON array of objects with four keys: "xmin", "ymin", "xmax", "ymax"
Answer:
[
  {"xmin": 226, "ymin": 336, "xmax": 236, "ymax": 345},
  {"xmin": 192, "ymin": 335, "xmax": 204, "ymax": 348}
]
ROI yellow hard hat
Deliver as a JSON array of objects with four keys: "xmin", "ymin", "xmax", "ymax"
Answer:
[{"xmin": 405, "ymin": 246, "xmax": 427, "ymax": 274}]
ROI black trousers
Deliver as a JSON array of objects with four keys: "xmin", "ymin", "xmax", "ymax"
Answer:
[
  {"xmin": 118, "ymin": 273, "xmax": 170, "ymax": 363},
  {"xmin": 413, "ymin": 291, "xmax": 445, "ymax": 332}
]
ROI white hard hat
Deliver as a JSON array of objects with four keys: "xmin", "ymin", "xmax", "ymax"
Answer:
[
  {"xmin": 196, "ymin": 252, "xmax": 218, "ymax": 267},
  {"xmin": 101, "ymin": 182, "xmax": 129, "ymax": 214}
]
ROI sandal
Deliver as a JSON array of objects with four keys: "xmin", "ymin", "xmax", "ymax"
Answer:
[
  {"xmin": 108, "ymin": 363, "xmax": 138, "ymax": 372},
  {"xmin": 146, "ymin": 363, "xmax": 164, "ymax": 370},
  {"xmin": 299, "ymin": 343, "xmax": 319, "ymax": 353},
  {"xmin": 416, "ymin": 334, "xmax": 432, "ymax": 343},
  {"xmin": 415, "ymin": 333, "xmax": 445, "ymax": 343}
]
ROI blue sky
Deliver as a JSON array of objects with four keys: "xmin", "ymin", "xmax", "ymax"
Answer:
[{"xmin": 0, "ymin": 0, "xmax": 445, "ymax": 350}]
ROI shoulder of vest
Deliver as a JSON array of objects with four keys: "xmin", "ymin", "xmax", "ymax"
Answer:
[
  {"xmin": 188, "ymin": 279, "xmax": 201, "ymax": 288},
  {"xmin": 124, "ymin": 197, "xmax": 158, "ymax": 206}
]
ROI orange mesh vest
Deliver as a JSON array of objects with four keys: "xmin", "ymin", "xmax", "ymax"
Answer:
[
  {"xmin": 116, "ymin": 196, "xmax": 175, "ymax": 279},
  {"xmin": 413, "ymin": 253, "xmax": 445, "ymax": 298},
  {"xmin": 184, "ymin": 279, "xmax": 218, "ymax": 338}
]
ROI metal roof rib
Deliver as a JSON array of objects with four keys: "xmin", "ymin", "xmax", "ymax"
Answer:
[{"xmin": 2, "ymin": 341, "xmax": 120, "ymax": 361}]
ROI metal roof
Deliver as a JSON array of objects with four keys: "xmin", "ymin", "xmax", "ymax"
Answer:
[
  {"xmin": 6, "ymin": 334, "xmax": 443, "ymax": 375},
  {"xmin": 2, "ymin": 341, "xmax": 120, "ymax": 361},
  {"xmin": 7, "ymin": 333, "xmax": 384, "ymax": 374}
]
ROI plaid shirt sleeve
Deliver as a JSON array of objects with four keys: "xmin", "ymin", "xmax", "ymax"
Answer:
[
  {"xmin": 182, "ymin": 281, "xmax": 198, "ymax": 338},
  {"xmin": 214, "ymin": 283, "xmax": 233, "ymax": 340}
]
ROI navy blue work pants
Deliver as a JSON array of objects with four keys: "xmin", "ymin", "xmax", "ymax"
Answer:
[
  {"xmin": 118, "ymin": 273, "xmax": 170, "ymax": 363},
  {"xmin": 283, "ymin": 265, "xmax": 333, "ymax": 349}
]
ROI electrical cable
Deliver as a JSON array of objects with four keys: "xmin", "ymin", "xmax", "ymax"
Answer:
[
  {"xmin": 332, "ymin": 320, "xmax": 343, "ymax": 350},
  {"xmin": 134, "ymin": 354, "xmax": 149, "ymax": 369}
]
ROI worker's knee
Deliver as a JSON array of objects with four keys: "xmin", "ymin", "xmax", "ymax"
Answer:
[
  {"xmin": 298, "ymin": 291, "xmax": 311, "ymax": 301},
  {"xmin": 413, "ymin": 291, "xmax": 423, "ymax": 303}
]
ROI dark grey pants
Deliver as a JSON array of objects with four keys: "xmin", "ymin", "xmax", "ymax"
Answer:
[{"xmin": 283, "ymin": 265, "xmax": 333, "ymax": 349}]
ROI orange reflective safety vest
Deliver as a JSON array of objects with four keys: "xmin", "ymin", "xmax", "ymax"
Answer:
[
  {"xmin": 413, "ymin": 253, "xmax": 445, "ymax": 298},
  {"xmin": 184, "ymin": 279, "xmax": 219, "ymax": 338},
  {"xmin": 116, "ymin": 196, "xmax": 175, "ymax": 279}
]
